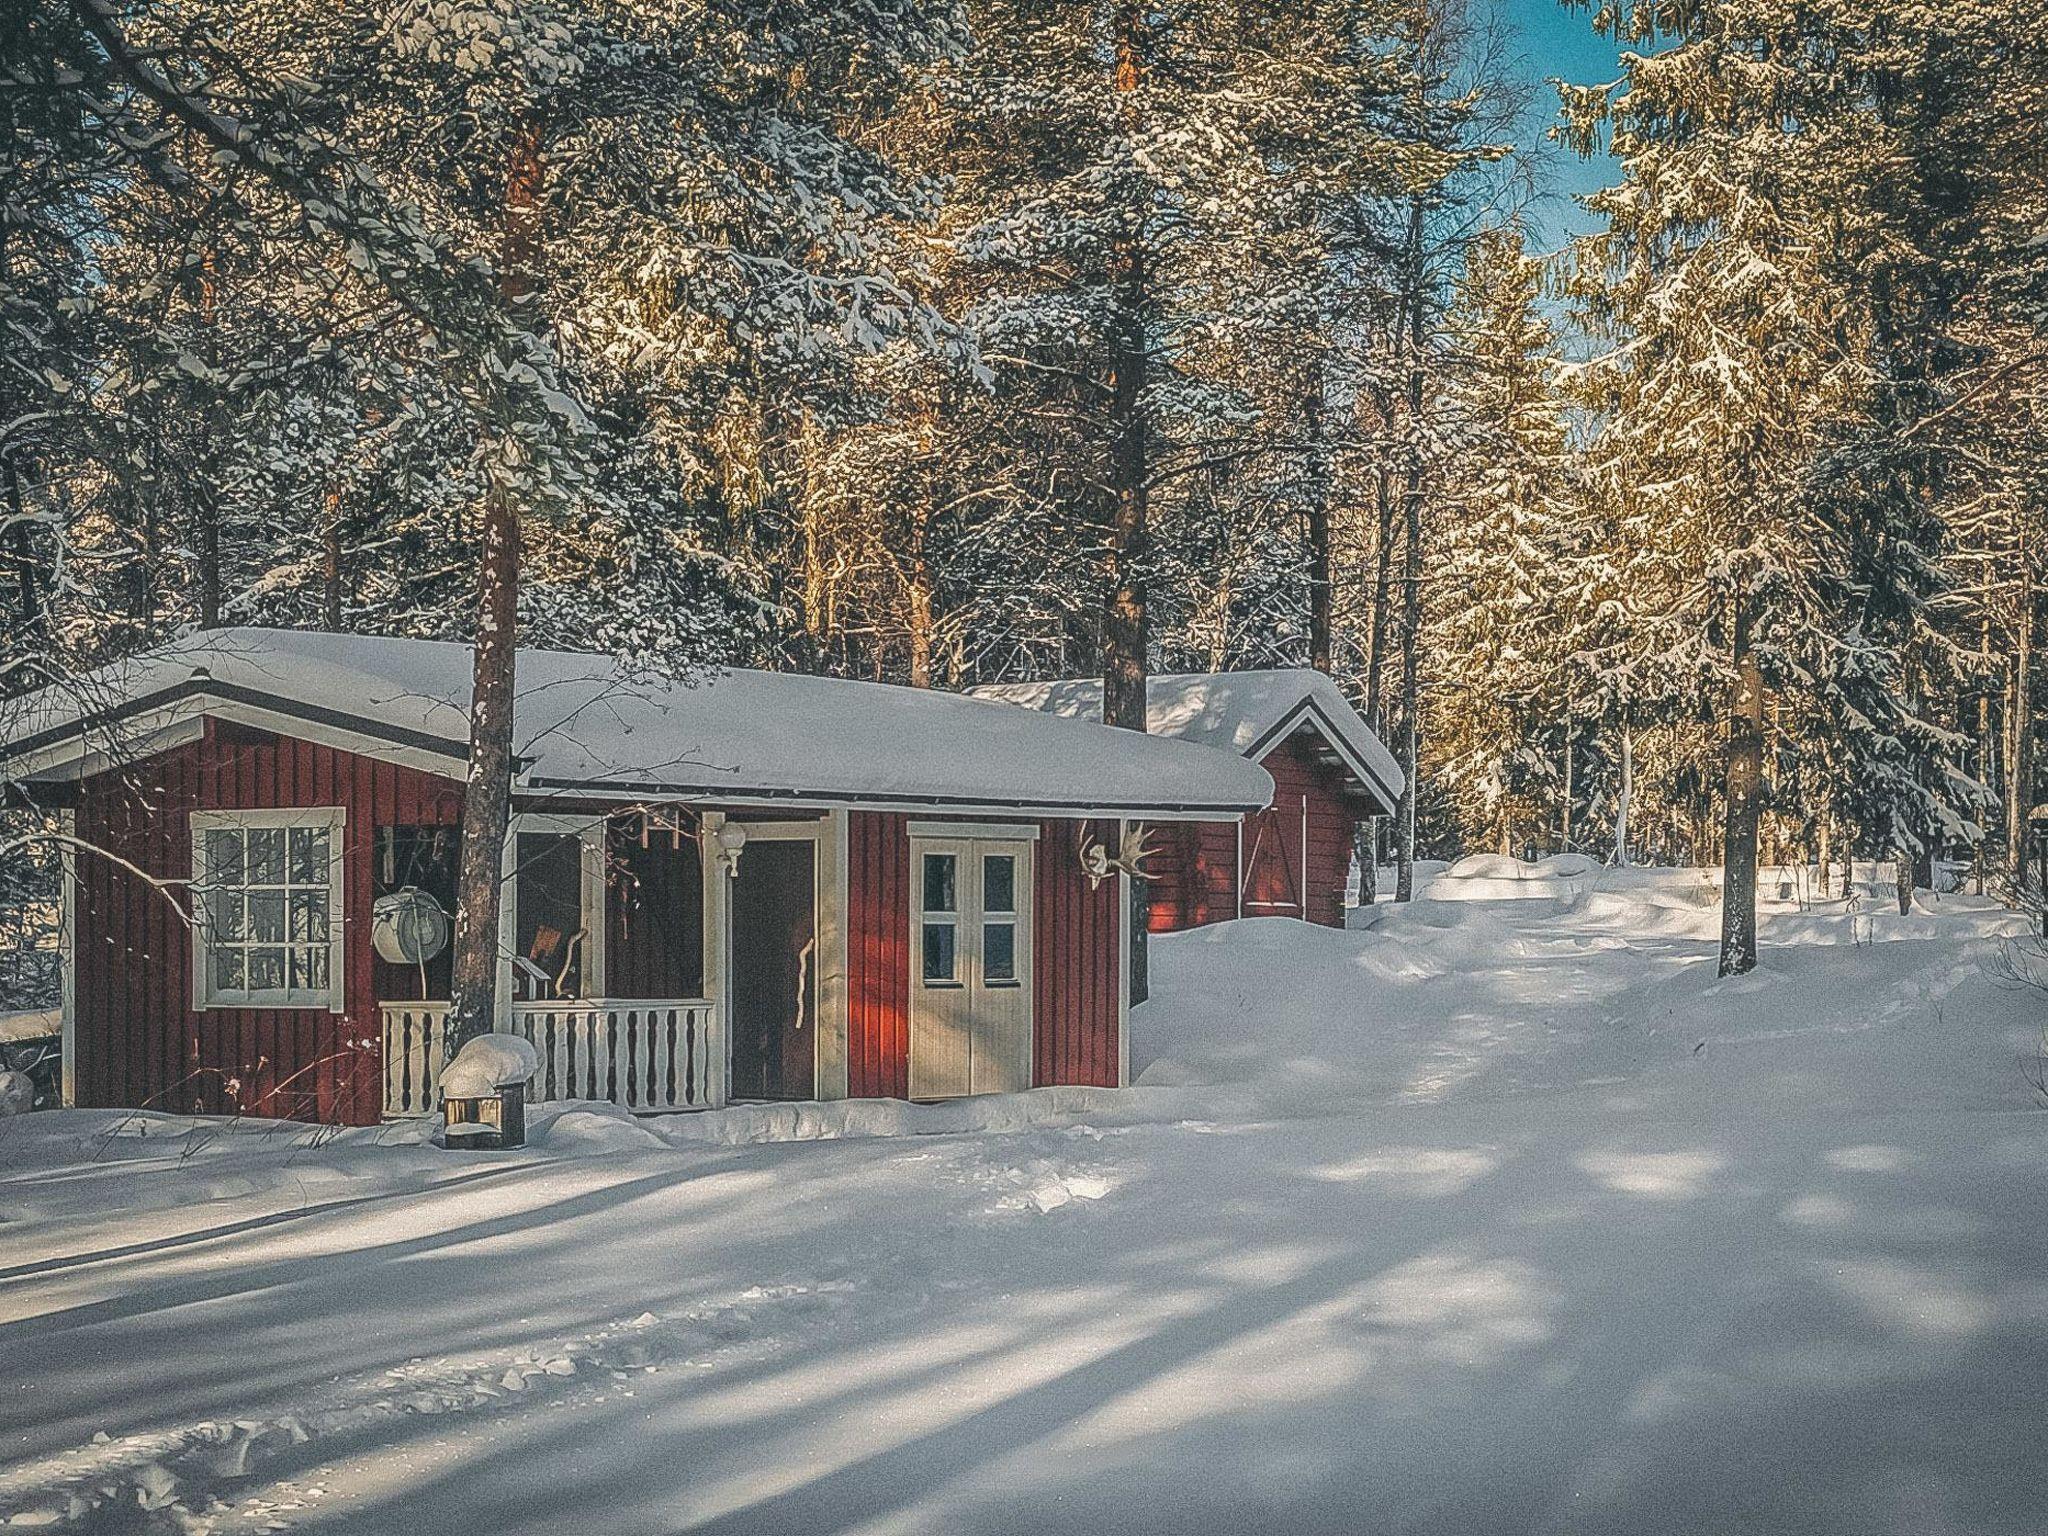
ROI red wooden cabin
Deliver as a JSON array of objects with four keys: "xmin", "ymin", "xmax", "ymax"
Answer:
[
  {"xmin": 972, "ymin": 672, "xmax": 1402, "ymax": 932},
  {"xmin": 0, "ymin": 630, "xmax": 1270, "ymax": 1126}
]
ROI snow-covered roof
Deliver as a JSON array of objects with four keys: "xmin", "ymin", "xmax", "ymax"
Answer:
[
  {"xmin": 971, "ymin": 670, "xmax": 1401, "ymax": 812},
  {"xmin": 0, "ymin": 629, "xmax": 1271, "ymax": 819}
]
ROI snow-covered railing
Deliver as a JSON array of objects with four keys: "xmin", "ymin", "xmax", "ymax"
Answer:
[{"xmin": 381, "ymin": 999, "xmax": 722, "ymax": 1118}]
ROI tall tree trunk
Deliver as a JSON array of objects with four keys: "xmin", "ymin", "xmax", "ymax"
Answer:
[
  {"xmin": 1391, "ymin": 175, "xmax": 1426, "ymax": 903},
  {"xmin": 446, "ymin": 115, "xmax": 544, "ymax": 1057},
  {"xmin": 193, "ymin": 255, "xmax": 222, "ymax": 630},
  {"xmin": 1363, "ymin": 467, "xmax": 1396, "ymax": 729},
  {"xmin": 1103, "ymin": 5, "xmax": 1151, "ymax": 1003},
  {"xmin": 1560, "ymin": 715, "xmax": 1574, "ymax": 852},
  {"xmin": 1102, "ymin": 0, "xmax": 1150, "ymax": 736},
  {"xmin": 2006, "ymin": 555, "xmax": 2033, "ymax": 893},
  {"xmin": 1304, "ymin": 395, "xmax": 1333, "ymax": 674},
  {"xmin": 1720, "ymin": 598, "xmax": 1763, "ymax": 976},
  {"xmin": 906, "ymin": 499, "xmax": 934, "ymax": 689},
  {"xmin": 1394, "ymin": 488, "xmax": 1421, "ymax": 901},
  {"xmin": 321, "ymin": 486, "xmax": 344, "ymax": 632},
  {"xmin": 1612, "ymin": 725, "xmax": 1632, "ymax": 867},
  {"xmin": 194, "ymin": 494, "xmax": 222, "ymax": 629},
  {"xmin": 1816, "ymin": 798, "xmax": 1832, "ymax": 897}
]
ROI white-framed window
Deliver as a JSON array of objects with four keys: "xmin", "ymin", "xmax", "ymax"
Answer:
[{"xmin": 191, "ymin": 808, "xmax": 347, "ymax": 1012}]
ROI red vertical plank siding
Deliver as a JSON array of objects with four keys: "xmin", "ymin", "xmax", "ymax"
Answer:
[
  {"xmin": 1029, "ymin": 818, "xmax": 1120, "ymax": 1089},
  {"xmin": 844, "ymin": 811, "xmax": 910, "ymax": 1099},
  {"xmin": 1145, "ymin": 738, "xmax": 1363, "ymax": 935},
  {"xmin": 68, "ymin": 723, "xmax": 464, "ymax": 1126}
]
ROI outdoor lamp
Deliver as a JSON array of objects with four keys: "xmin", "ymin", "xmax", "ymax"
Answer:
[{"xmin": 715, "ymin": 819, "xmax": 749, "ymax": 876}]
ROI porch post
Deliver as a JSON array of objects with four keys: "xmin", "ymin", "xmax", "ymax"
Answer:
[
  {"xmin": 699, "ymin": 811, "xmax": 729, "ymax": 1107},
  {"xmin": 816, "ymin": 809, "xmax": 850, "ymax": 1100}
]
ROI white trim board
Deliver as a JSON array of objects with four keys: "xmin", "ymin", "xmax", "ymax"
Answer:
[{"xmin": 907, "ymin": 820, "xmax": 1041, "ymax": 841}]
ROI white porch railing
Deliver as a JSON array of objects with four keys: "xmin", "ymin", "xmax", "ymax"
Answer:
[{"xmin": 381, "ymin": 999, "xmax": 722, "ymax": 1119}]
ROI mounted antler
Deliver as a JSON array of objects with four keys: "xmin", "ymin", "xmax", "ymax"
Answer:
[{"xmin": 1079, "ymin": 824, "xmax": 1157, "ymax": 891}]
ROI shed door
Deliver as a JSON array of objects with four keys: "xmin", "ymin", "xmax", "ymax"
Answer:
[
  {"xmin": 909, "ymin": 838, "xmax": 1033, "ymax": 1098},
  {"xmin": 1241, "ymin": 800, "xmax": 1304, "ymax": 917}
]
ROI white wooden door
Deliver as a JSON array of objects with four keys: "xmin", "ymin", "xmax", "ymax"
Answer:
[{"xmin": 908, "ymin": 835, "xmax": 1034, "ymax": 1098}]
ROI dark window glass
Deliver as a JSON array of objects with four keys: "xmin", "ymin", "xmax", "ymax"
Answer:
[
  {"xmin": 248, "ymin": 891, "xmax": 285, "ymax": 944},
  {"xmin": 247, "ymin": 828, "xmax": 285, "ymax": 885},
  {"xmin": 923, "ymin": 853, "xmax": 957, "ymax": 914},
  {"xmin": 207, "ymin": 829, "xmax": 244, "ymax": 887},
  {"xmin": 248, "ymin": 948, "xmax": 285, "ymax": 990},
  {"xmin": 984, "ymin": 921, "xmax": 1016, "ymax": 983},
  {"xmin": 983, "ymin": 854, "xmax": 1015, "ymax": 915},
  {"xmin": 288, "ymin": 825, "xmax": 328, "ymax": 884},
  {"xmin": 922, "ymin": 921, "xmax": 957, "ymax": 983}
]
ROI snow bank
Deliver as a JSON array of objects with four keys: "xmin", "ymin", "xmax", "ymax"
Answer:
[
  {"xmin": 653, "ymin": 1084, "xmax": 1140, "ymax": 1146},
  {"xmin": 1427, "ymin": 851, "xmax": 1604, "ymax": 901},
  {"xmin": 440, "ymin": 1034, "xmax": 539, "ymax": 1098},
  {"xmin": 1, "ymin": 876, "xmax": 2043, "ymax": 1535}
]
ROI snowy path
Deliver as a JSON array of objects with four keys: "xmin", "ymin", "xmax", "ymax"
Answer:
[{"xmin": 3, "ymin": 872, "xmax": 2046, "ymax": 1534}]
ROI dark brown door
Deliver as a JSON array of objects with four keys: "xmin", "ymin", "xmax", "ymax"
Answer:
[{"xmin": 728, "ymin": 839, "xmax": 816, "ymax": 1101}]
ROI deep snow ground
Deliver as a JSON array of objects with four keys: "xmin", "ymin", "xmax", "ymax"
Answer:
[{"xmin": 3, "ymin": 866, "xmax": 2046, "ymax": 1535}]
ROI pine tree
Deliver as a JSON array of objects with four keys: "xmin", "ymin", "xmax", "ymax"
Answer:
[{"xmin": 1426, "ymin": 221, "xmax": 1574, "ymax": 855}]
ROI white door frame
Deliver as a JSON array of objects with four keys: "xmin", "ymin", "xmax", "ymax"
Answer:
[{"xmin": 711, "ymin": 815, "xmax": 843, "ymax": 1102}]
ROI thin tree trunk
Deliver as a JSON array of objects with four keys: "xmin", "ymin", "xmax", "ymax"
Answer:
[
  {"xmin": 195, "ymin": 494, "xmax": 222, "ymax": 629},
  {"xmin": 1391, "ymin": 173, "xmax": 1425, "ymax": 903},
  {"xmin": 1612, "ymin": 725, "xmax": 1632, "ymax": 867},
  {"xmin": 1561, "ymin": 717, "xmax": 1574, "ymax": 852},
  {"xmin": 1104, "ymin": 5, "xmax": 1151, "ymax": 1003},
  {"xmin": 446, "ymin": 115, "xmax": 544, "ymax": 1057},
  {"xmin": 1816, "ymin": 801, "xmax": 1832, "ymax": 897},
  {"xmin": 1102, "ymin": 0, "xmax": 1149, "ymax": 736},
  {"xmin": 1363, "ymin": 468, "xmax": 1396, "ymax": 730},
  {"xmin": 906, "ymin": 530, "xmax": 934, "ymax": 689},
  {"xmin": 1304, "ymin": 395, "xmax": 1333, "ymax": 675},
  {"xmin": 2006, "ymin": 555, "xmax": 2033, "ymax": 892},
  {"xmin": 1720, "ymin": 599, "xmax": 1763, "ymax": 976},
  {"xmin": 1394, "ymin": 489, "xmax": 1421, "ymax": 901},
  {"xmin": 193, "ymin": 255, "xmax": 222, "ymax": 630},
  {"xmin": 321, "ymin": 486, "xmax": 344, "ymax": 632}
]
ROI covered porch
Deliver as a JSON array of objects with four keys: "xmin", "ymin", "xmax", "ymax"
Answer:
[{"xmin": 375, "ymin": 806, "xmax": 826, "ymax": 1120}]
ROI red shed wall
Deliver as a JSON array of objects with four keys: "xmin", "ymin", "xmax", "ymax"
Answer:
[
  {"xmin": 1148, "ymin": 736, "xmax": 1359, "ymax": 933},
  {"xmin": 844, "ymin": 812, "xmax": 1123, "ymax": 1097},
  {"xmin": 71, "ymin": 720, "xmax": 462, "ymax": 1126},
  {"xmin": 1145, "ymin": 819, "xmax": 1239, "ymax": 933}
]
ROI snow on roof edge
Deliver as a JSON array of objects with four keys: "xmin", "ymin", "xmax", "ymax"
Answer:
[
  {"xmin": 0, "ymin": 629, "xmax": 1275, "ymax": 818},
  {"xmin": 971, "ymin": 670, "xmax": 1402, "ymax": 811}
]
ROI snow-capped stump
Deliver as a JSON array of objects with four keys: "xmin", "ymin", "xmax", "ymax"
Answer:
[{"xmin": 440, "ymin": 1035, "xmax": 539, "ymax": 1151}]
